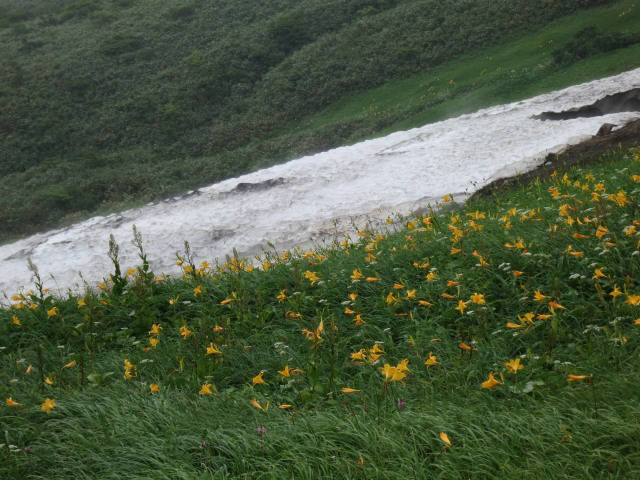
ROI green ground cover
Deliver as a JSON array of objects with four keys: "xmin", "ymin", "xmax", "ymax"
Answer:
[
  {"xmin": 1, "ymin": 147, "xmax": 639, "ymax": 479},
  {"xmin": 1, "ymin": 0, "xmax": 637, "ymax": 242}
]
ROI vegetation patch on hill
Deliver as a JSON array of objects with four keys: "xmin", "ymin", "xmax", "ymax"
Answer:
[
  {"xmin": 1, "ymin": 147, "xmax": 639, "ymax": 479},
  {"xmin": 3, "ymin": 0, "xmax": 639, "ymax": 242}
]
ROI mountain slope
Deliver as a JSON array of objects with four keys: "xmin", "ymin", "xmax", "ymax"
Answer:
[{"xmin": 0, "ymin": 0, "xmax": 633, "ymax": 241}]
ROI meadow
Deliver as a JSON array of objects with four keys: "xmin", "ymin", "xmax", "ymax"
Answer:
[{"xmin": 1, "ymin": 147, "xmax": 639, "ymax": 478}]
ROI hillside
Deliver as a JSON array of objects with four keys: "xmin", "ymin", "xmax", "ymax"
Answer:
[
  {"xmin": 1, "ymin": 146, "xmax": 639, "ymax": 478},
  {"xmin": 2, "ymin": 0, "xmax": 638, "ymax": 241}
]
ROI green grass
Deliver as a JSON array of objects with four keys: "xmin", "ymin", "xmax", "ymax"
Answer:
[
  {"xmin": 294, "ymin": 0, "xmax": 640, "ymax": 135},
  {"xmin": 2, "ymin": 147, "xmax": 640, "ymax": 478}
]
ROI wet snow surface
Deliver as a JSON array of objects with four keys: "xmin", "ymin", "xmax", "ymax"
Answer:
[{"xmin": 2, "ymin": 68, "xmax": 640, "ymax": 294}]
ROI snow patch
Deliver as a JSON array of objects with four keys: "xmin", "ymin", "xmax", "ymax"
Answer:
[{"xmin": 2, "ymin": 68, "xmax": 640, "ymax": 294}]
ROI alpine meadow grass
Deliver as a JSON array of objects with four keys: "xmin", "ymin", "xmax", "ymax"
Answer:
[{"xmin": 2, "ymin": 147, "xmax": 640, "ymax": 478}]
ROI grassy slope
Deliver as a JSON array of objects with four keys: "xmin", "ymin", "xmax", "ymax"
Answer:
[
  {"xmin": 1, "ymin": 148, "xmax": 639, "ymax": 478},
  {"xmin": 0, "ymin": 0, "xmax": 634, "ymax": 242},
  {"xmin": 295, "ymin": 0, "xmax": 640, "ymax": 135}
]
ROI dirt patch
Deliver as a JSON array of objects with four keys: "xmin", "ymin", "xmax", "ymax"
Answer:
[{"xmin": 470, "ymin": 118, "xmax": 640, "ymax": 200}]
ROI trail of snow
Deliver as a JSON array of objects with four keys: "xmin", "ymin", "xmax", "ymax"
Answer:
[{"xmin": 2, "ymin": 68, "xmax": 640, "ymax": 295}]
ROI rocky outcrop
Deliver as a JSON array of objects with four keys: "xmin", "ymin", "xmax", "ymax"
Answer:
[{"xmin": 533, "ymin": 88, "xmax": 640, "ymax": 120}]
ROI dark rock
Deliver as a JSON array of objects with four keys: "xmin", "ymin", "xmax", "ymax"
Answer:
[
  {"xmin": 596, "ymin": 123, "xmax": 616, "ymax": 136},
  {"xmin": 533, "ymin": 88, "xmax": 640, "ymax": 121},
  {"xmin": 231, "ymin": 177, "xmax": 286, "ymax": 193}
]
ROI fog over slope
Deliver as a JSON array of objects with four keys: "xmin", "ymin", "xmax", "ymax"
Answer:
[{"xmin": 2, "ymin": 68, "xmax": 639, "ymax": 295}]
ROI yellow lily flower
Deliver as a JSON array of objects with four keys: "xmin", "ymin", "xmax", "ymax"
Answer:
[
  {"xmin": 41, "ymin": 398, "xmax": 56, "ymax": 414},
  {"xmin": 481, "ymin": 372, "xmax": 501, "ymax": 390},
  {"xmin": 252, "ymin": 371, "xmax": 266, "ymax": 385}
]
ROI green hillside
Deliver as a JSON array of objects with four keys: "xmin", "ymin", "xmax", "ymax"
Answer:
[
  {"xmin": 2, "ymin": 0, "xmax": 639, "ymax": 241},
  {"xmin": 1, "ymin": 147, "xmax": 639, "ymax": 478}
]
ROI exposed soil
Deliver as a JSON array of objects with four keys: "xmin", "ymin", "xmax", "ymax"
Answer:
[{"xmin": 471, "ymin": 118, "xmax": 640, "ymax": 199}]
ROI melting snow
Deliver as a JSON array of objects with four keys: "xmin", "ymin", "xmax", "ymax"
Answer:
[{"xmin": 2, "ymin": 68, "xmax": 640, "ymax": 294}]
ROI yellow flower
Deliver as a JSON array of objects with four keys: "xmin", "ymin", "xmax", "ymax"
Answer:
[
  {"xmin": 633, "ymin": 318, "xmax": 640, "ymax": 326},
  {"xmin": 220, "ymin": 297, "xmax": 235, "ymax": 305},
  {"xmin": 341, "ymin": 387, "xmax": 361, "ymax": 394},
  {"xmin": 193, "ymin": 286, "xmax": 203, "ymax": 296},
  {"xmin": 592, "ymin": 268, "xmax": 606, "ymax": 280},
  {"xmin": 123, "ymin": 359, "xmax": 135, "ymax": 380},
  {"xmin": 10, "ymin": 315, "xmax": 20, "ymax": 326},
  {"xmin": 149, "ymin": 323, "xmax": 162, "ymax": 335},
  {"xmin": 439, "ymin": 432, "xmax": 452, "ymax": 447},
  {"xmin": 354, "ymin": 313, "xmax": 365, "ymax": 326},
  {"xmin": 276, "ymin": 290, "xmax": 288, "ymax": 303},
  {"xmin": 6, "ymin": 397, "xmax": 22, "ymax": 407},
  {"xmin": 533, "ymin": 290, "xmax": 548, "ymax": 302},
  {"xmin": 450, "ymin": 247, "xmax": 462, "ymax": 255},
  {"xmin": 278, "ymin": 365, "xmax": 291, "ymax": 379},
  {"xmin": 44, "ymin": 376, "xmax": 54, "ymax": 385},
  {"xmin": 442, "ymin": 194, "xmax": 452, "ymax": 203},
  {"xmin": 365, "ymin": 277, "xmax": 380, "ymax": 283},
  {"xmin": 351, "ymin": 349, "xmax": 367, "ymax": 362},
  {"xmin": 77, "ymin": 299, "xmax": 86, "ymax": 308},
  {"xmin": 149, "ymin": 336, "xmax": 159, "ymax": 348},
  {"xmin": 47, "ymin": 307, "xmax": 59, "ymax": 318},
  {"xmin": 481, "ymin": 372, "xmax": 501, "ymax": 390},
  {"xmin": 624, "ymin": 225, "xmax": 637, "ymax": 236},
  {"xmin": 63, "ymin": 360, "xmax": 77, "ymax": 369},
  {"xmin": 206, "ymin": 343, "xmax": 222, "ymax": 355},
  {"xmin": 472, "ymin": 250, "xmax": 489, "ymax": 267},
  {"xmin": 25, "ymin": 365, "xmax": 33, "ymax": 375},
  {"xmin": 386, "ymin": 291, "xmax": 398, "ymax": 305},
  {"xmin": 425, "ymin": 352, "xmax": 438, "ymax": 367},
  {"xmin": 41, "ymin": 398, "xmax": 56, "ymax": 414},
  {"xmin": 250, "ymin": 398, "xmax": 269, "ymax": 411},
  {"xmin": 504, "ymin": 358, "xmax": 524, "ymax": 374},
  {"xmin": 595, "ymin": 225, "xmax": 609, "ymax": 239},
  {"xmin": 149, "ymin": 384, "xmax": 159, "ymax": 393},
  {"xmin": 199, "ymin": 383, "xmax": 213, "ymax": 395},
  {"xmin": 396, "ymin": 358, "xmax": 409, "ymax": 373},
  {"xmin": 179, "ymin": 325, "xmax": 192, "ymax": 339},
  {"xmin": 405, "ymin": 289, "xmax": 416, "ymax": 300},
  {"xmin": 625, "ymin": 295, "xmax": 640, "ymax": 306},
  {"xmin": 279, "ymin": 404, "xmax": 293, "ymax": 409},
  {"xmin": 213, "ymin": 324, "xmax": 224, "ymax": 333},
  {"xmin": 567, "ymin": 374, "xmax": 591, "ymax": 383},
  {"xmin": 252, "ymin": 371, "xmax": 266, "ymax": 385},
  {"xmin": 548, "ymin": 301, "xmax": 566, "ymax": 312},
  {"xmin": 512, "ymin": 271, "xmax": 524, "ymax": 277},
  {"xmin": 350, "ymin": 269, "xmax": 364, "ymax": 280},
  {"xmin": 458, "ymin": 342, "xmax": 474, "ymax": 351},
  {"xmin": 470, "ymin": 293, "xmax": 485, "ymax": 305},
  {"xmin": 454, "ymin": 300, "xmax": 468, "ymax": 314},
  {"xmin": 379, "ymin": 364, "xmax": 406, "ymax": 382},
  {"xmin": 305, "ymin": 270, "xmax": 320, "ymax": 285}
]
